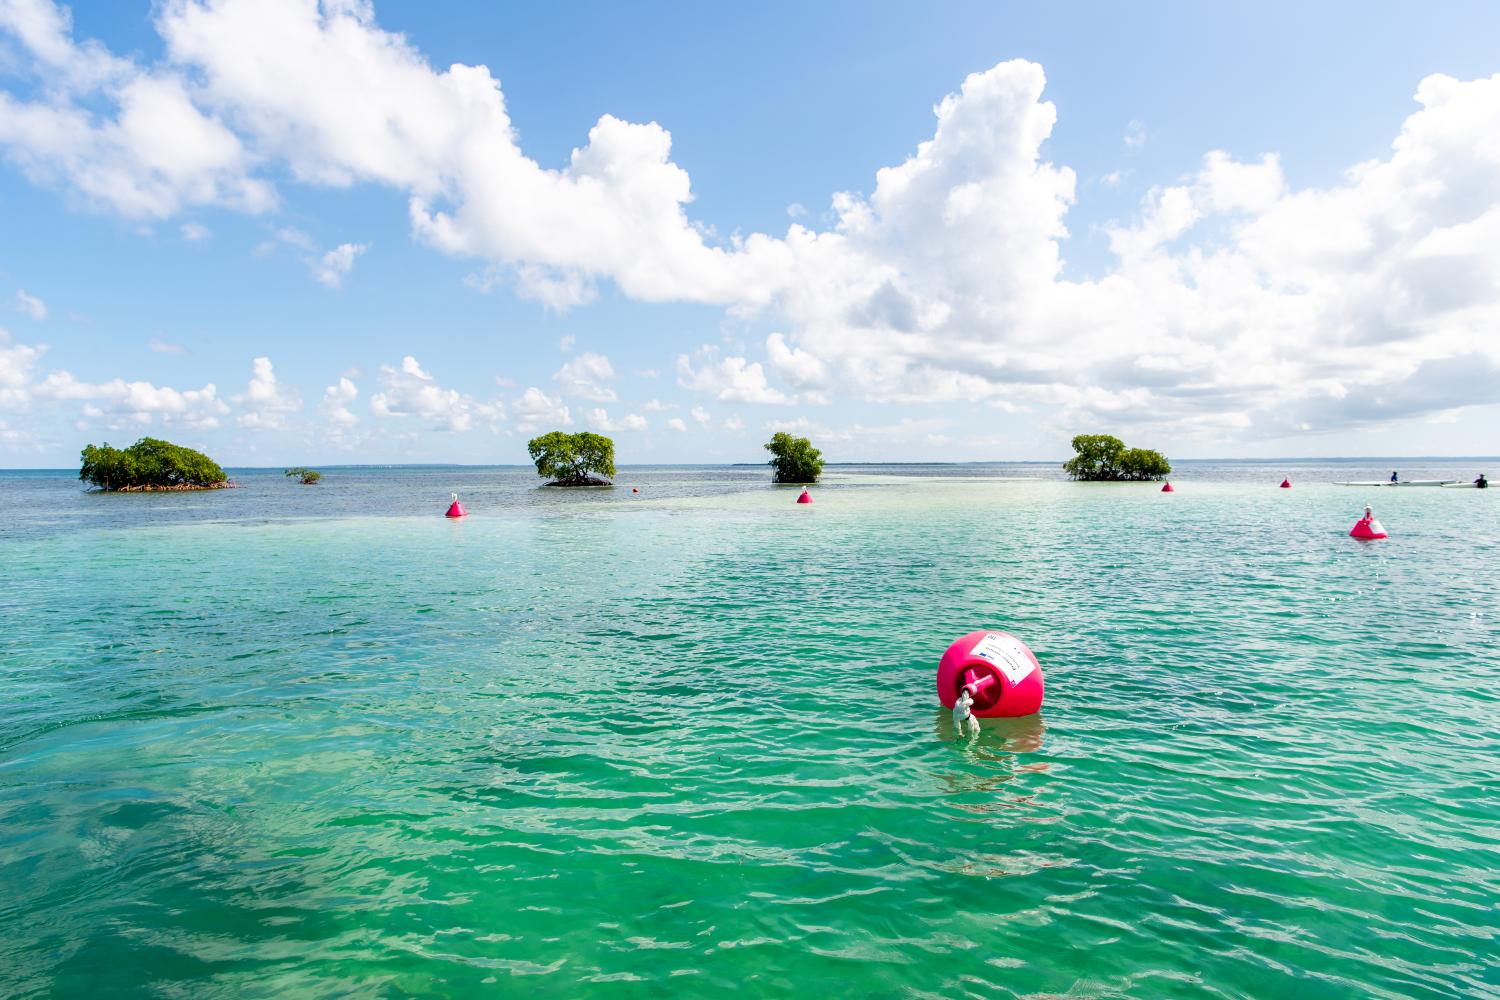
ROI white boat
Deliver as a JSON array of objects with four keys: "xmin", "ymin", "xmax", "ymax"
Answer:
[
  {"xmin": 1332, "ymin": 480, "xmax": 1457, "ymax": 487},
  {"xmin": 1439, "ymin": 482, "xmax": 1488, "ymax": 489}
]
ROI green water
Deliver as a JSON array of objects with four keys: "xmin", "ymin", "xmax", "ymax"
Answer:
[{"xmin": 2, "ymin": 465, "xmax": 1497, "ymax": 998}]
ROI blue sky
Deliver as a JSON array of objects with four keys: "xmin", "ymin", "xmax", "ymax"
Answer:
[{"xmin": 3, "ymin": 0, "xmax": 1500, "ymax": 466}]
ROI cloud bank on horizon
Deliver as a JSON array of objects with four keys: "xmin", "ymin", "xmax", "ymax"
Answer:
[{"xmin": 1, "ymin": 0, "xmax": 1498, "ymax": 461}]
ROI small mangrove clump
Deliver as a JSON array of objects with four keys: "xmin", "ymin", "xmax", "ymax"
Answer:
[
  {"xmin": 527, "ymin": 431, "xmax": 616, "ymax": 487},
  {"xmin": 1063, "ymin": 434, "xmax": 1172, "ymax": 481},
  {"xmin": 285, "ymin": 467, "xmax": 323, "ymax": 484},
  {"xmin": 765, "ymin": 431, "xmax": 824, "ymax": 484},
  {"xmin": 80, "ymin": 437, "xmax": 233, "ymax": 491}
]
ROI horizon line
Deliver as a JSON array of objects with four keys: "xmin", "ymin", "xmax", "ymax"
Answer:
[{"xmin": 4, "ymin": 455, "xmax": 1498, "ymax": 473}]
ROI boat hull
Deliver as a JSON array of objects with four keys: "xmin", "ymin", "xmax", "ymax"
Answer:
[{"xmin": 1332, "ymin": 480, "xmax": 1456, "ymax": 487}]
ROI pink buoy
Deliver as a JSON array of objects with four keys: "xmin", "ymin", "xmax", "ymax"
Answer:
[
  {"xmin": 1280, "ymin": 478, "xmax": 1291, "ymax": 489},
  {"xmin": 937, "ymin": 630, "xmax": 1044, "ymax": 718},
  {"xmin": 1161, "ymin": 481, "xmax": 1174, "ymax": 493},
  {"xmin": 1350, "ymin": 504, "xmax": 1386, "ymax": 540},
  {"xmin": 445, "ymin": 492, "xmax": 467, "ymax": 518},
  {"xmin": 796, "ymin": 489, "xmax": 813, "ymax": 504}
]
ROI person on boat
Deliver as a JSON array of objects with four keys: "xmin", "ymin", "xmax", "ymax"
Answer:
[
  {"xmin": 1390, "ymin": 471, "xmax": 1399, "ymax": 483},
  {"xmin": 1477, "ymin": 474, "xmax": 1489, "ymax": 489}
]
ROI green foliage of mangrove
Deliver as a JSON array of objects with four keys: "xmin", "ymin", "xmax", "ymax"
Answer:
[
  {"xmin": 765, "ymin": 431, "xmax": 824, "ymax": 484},
  {"xmin": 527, "ymin": 431, "xmax": 617, "ymax": 486},
  {"xmin": 79, "ymin": 437, "xmax": 229, "ymax": 491},
  {"xmin": 1063, "ymin": 434, "xmax": 1172, "ymax": 481},
  {"xmin": 285, "ymin": 467, "xmax": 322, "ymax": 484}
]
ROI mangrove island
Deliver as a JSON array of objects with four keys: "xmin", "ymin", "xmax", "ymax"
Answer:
[
  {"xmin": 528, "ymin": 431, "xmax": 616, "ymax": 486},
  {"xmin": 79, "ymin": 437, "xmax": 234, "ymax": 491}
]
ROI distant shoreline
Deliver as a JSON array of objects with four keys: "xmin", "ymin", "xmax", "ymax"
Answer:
[{"xmin": 3, "ymin": 456, "xmax": 1496, "ymax": 474}]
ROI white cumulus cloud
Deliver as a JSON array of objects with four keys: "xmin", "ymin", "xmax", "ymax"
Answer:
[
  {"xmin": 552, "ymin": 351, "xmax": 618, "ymax": 401},
  {"xmin": 585, "ymin": 407, "xmax": 647, "ymax": 432},
  {"xmin": 512, "ymin": 386, "xmax": 571, "ymax": 434},
  {"xmin": 318, "ymin": 375, "xmax": 359, "ymax": 428},
  {"xmin": 234, "ymin": 355, "xmax": 301, "ymax": 429},
  {"xmin": 2, "ymin": 4, "xmax": 1499, "ymax": 442},
  {"xmin": 369, "ymin": 355, "xmax": 500, "ymax": 432},
  {"xmin": 0, "ymin": 330, "xmax": 45, "ymax": 409},
  {"xmin": 676, "ymin": 348, "xmax": 795, "ymax": 405},
  {"xmin": 37, "ymin": 371, "xmax": 229, "ymax": 429}
]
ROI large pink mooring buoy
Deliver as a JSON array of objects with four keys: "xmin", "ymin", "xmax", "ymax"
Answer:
[
  {"xmin": 1349, "ymin": 505, "xmax": 1386, "ymax": 540},
  {"xmin": 445, "ymin": 493, "xmax": 467, "ymax": 518},
  {"xmin": 937, "ymin": 630, "xmax": 1045, "ymax": 718},
  {"xmin": 1161, "ymin": 481, "xmax": 1174, "ymax": 493},
  {"xmin": 796, "ymin": 489, "xmax": 813, "ymax": 504},
  {"xmin": 1280, "ymin": 478, "xmax": 1292, "ymax": 489}
]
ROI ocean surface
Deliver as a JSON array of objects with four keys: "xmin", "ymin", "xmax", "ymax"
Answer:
[{"xmin": 1, "ymin": 460, "xmax": 1497, "ymax": 998}]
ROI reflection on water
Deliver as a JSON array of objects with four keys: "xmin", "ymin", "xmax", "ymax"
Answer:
[{"xmin": 932, "ymin": 706, "xmax": 1048, "ymax": 754}]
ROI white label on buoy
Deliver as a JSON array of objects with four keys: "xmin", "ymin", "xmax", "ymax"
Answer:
[{"xmin": 969, "ymin": 632, "xmax": 1037, "ymax": 686}]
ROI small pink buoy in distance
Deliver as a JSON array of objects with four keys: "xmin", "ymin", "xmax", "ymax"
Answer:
[
  {"xmin": 1349, "ymin": 504, "xmax": 1386, "ymax": 540},
  {"xmin": 445, "ymin": 492, "xmax": 466, "ymax": 518},
  {"xmin": 936, "ymin": 630, "xmax": 1044, "ymax": 718},
  {"xmin": 796, "ymin": 488, "xmax": 813, "ymax": 504},
  {"xmin": 1280, "ymin": 477, "xmax": 1291, "ymax": 488},
  {"xmin": 1161, "ymin": 481, "xmax": 1174, "ymax": 493},
  {"xmin": 632, "ymin": 487, "xmax": 639, "ymax": 493}
]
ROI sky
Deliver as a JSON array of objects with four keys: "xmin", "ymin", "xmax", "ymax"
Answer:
[{"xmin": 2, "ymin": 0, "xmax": 1500, "ymax": 467}]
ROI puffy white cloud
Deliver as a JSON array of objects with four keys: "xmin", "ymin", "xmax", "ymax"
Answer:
[
  {"xmin": 309, "ymin": 241, "xmax": 368, "ymax": 288},
  {"xmin": 665, "ymin": 416, "xmax": 686, "ymax": 432},
  {"xmin": 15, "ymin": 289, "xmax": 47, "ymax": 320},
  {"xmin": 512, "ymin": 386, "xmax": 571, "ymax": 434},
  {"xmin": 36, "ymin": 370, "xmax": 228, "ymax": 428},
  {"xmin": 234, "ymin": 355, "xmax": 301, "ymax": 428},
  {"xmin": 552, "ymin": 350, "xmax": 617, "ymax": 401},
  {"xmin": 0, "ymin": 4, "xmax": 272, "ymax": 218},
  {"xmin": 180, "ymin": 220, "xmax": 210, "ymax": 240},
  {"xmin": 676, "ymin": 348, "xmax": 795, "ymax": 404},
  {"xmin": 765, "ymin": 332, "xmax": 828, "ymax": 404},
  {"xmin": 585, "ymin": 407, "xmax": 647, "ymax": 432},
  {"xmin": 369, "ymin": 355, "xmax": 500, "ymax": 432},
  {"xmin": 0, "ymin": 330, "xmax": 45, "ymax": 409},
  {"xmin": 318, "ymin": 375, "xmax": 358, "ymax": 428},
  {"xmin": 641, "ymin": 398, "xmax": 674, "ymax": 411},
  {"xmin": 722, "ymin": 415, "xmax": 745, "ymax": 432},
  {"xmin": 3, "ymin": 3, "xmax": 1499, "ymax": 441},
  {"xmin": 1124, "ymin": 119, "xmax": 1147, "ymax": 149},
  {"xmin": 149, "ymin": 336, "xmax": 187, "ymax": 355},
  {"xmin": 689, "ymin": 405, "xmax": 710, "ymax": 425}
]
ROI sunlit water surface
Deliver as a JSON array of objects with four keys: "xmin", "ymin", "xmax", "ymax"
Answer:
[{"xmin": 2, "ymin": 462, "xmax": 1497, "ymax": 998}]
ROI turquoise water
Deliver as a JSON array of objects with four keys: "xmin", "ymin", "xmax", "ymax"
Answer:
[{"xmin": 2, "ymin": 462, "xmax": 1497, "ymax": 998}]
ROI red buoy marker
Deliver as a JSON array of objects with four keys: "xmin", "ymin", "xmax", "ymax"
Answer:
[
  {"xmin": 796, "ymin": 489, "xmax": 813, "ymax": 504},
  {"xmin": 1349, "ymin": 504, "xmax": 1386, "ymax": 540},
  {"xmin": 445, "ymin": 493, "xmax": 467, "ymax": 518},
  {"xmin": 937, "ymin": 630, "xmax": 1044, "ymax": 718},
  {"xmin": 1161, "ymin": 481, "xmax": 1174, "ymax": 493},
  {"xmin": 1280, "ymin": 478, "xmax": 1292, "ymax": 489},
  {"xmin": 632, "ymin": 487, "xmax": 639, "ymax": 493}
]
